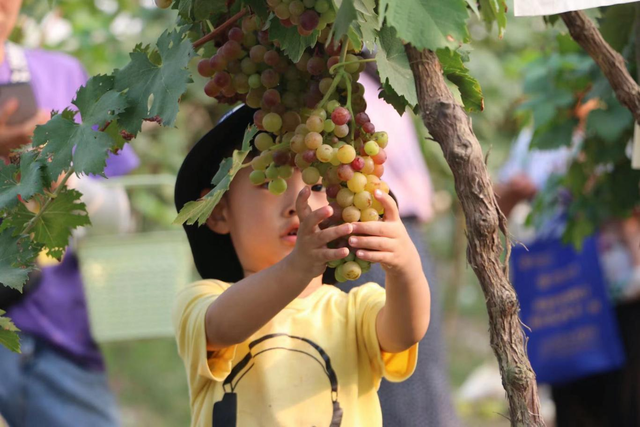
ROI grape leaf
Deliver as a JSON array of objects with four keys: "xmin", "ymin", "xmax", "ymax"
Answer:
[
  {"xmin": 32, "ymin": 75, "xmax": 127, "ymax": 181},
  {"xmin": 114, "ymin": 29, "xmax": 194, "ymax": 135},
  {"xmin": 0, "ymin": 310, "xmax": 20, "ymax": 353},
  {"xmin": 0, "ymin": 228, "xmax": 38, "ymax": 291},
  {"xmin": 478, "ymin": 0, "xmax": 507, "ymax": 38},
  {"xmin": 268, "ymin": 20, "xmax": 319, "ymax": 63},
  {"xmin": 599, "ymin": 4, "xmax": 635, "ymax": 53},
  {"xmin": 0, "ymin": 151, "xmax": 44, "ymax": 210},
  {"xmin": 354, "ymin": 0, "xmax": 376, "ymax": 16},
  {"xmin": 379, "ymin": 0, "xmax": 469, "ymax": 50},
  {"xmin": 174, "ymin": 126, "xmax": 258, "ymax": 226},
  {"xmin": 466, "ymin": 0, "xmax": 480, "ymax": 17},
  {"xmin": 436, "ymin": 48, "xmax": 484, "ymax": 112},
  {"xmin": 242, "ymin": 0, "xmax": 269, "ymax": 20},
  {"xmin": 376, "ymin": 26, "xmax": 418, "ymax": 108},
  {"xmin": 6, "ymin": 189, "xmax": 90, "ymax": 258},
  {"xmin": 378, "ymin": 81, "xmax": 410, "ymax": 116},
  {"xmin": 333, "ymin": 0, "xmax": 357, "ymax": 44},
  {"xmin": 175, "ymin": 0, "xmax": 227, "ymax": 21},
  {"xmin": 358, "ymin": 10, "xmax": 379, "ymax": 50}
]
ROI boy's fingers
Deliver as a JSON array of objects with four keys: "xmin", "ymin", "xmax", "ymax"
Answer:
[
  {"xmin": 317, "ymin": 222, "xmax": 353, "ymax": 246},
  {"xmin": 302, "ymin": 205, "xmax": 333, "ymax": 233},
  {"xmin": 318, "ymin": 247, "xmax": 350, "ymax": 262},
  {"xmin": 374, "ymin": 190, "xmax": 400, "ymax": 222},
  {"xmin": 348, "ymin": 235, "xmax": 393, "ymax": 252},
  {"xmin": 350, "ymin": 221, "xmax": 388, "ymax": 237},
  {"xmin": 354, "ymin": 249, "xmax": 393, "ymax": 264},
  {"xmin": 295, "ymin": 186, "xmax": 312, "ymax": 222}
]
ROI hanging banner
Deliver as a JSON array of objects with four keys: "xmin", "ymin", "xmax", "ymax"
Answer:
[
  {"xmin": 514, "ymin": 0, "xmax": 637, "ymax": 17},
  {"xmin": 511, "ymin": 235, "xmax": 625, "ymax": 384}
]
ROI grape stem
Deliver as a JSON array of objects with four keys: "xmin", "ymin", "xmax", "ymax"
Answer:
[
  {"xmin": 22, "ymin": 167, "xmax": 75, "ymax": 235},
  {"xmin": 317, "ymin": 36, "xmax": 352, "ymax": 109},
  {"xmin": 342, "ymin": 71, "xmax": 356, "ymax": 140},
  {"xmin": 329, "ymin": 58, "xmax": 376, "ymax": 75},
  {"xmin": 193, "ymin": 8, "xmax": 249, "ymax": 50}
]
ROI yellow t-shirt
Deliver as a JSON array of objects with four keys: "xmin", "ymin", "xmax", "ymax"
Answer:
[{"xmin": 172, "ymin": 279, "xmax": 418, "ymax": 427}]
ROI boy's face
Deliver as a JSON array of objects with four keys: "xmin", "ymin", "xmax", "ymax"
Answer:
[{"xmin": 207, "ymin": 166, "xmax": 326, "ymax": 275}]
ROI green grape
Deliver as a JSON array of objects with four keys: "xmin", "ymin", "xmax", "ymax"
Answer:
[
  {"xmin": 326, "ymin": 100, "xmax": 340, "ymax": 113},
  {"xmin": 364, "ymin": 140, "xmax": 380, "ymax": 156},
  {"xmin": 337, "ymin": 145, "xmax": 356, "ymax": 164},
  {"xmin": 269, "ymin": 178, "xmax": 288, "ymax": 195},
  {"xmin": 289, "ymin": 0, "xmax": 305, "ymax": 16},
  {"xmin": 248, "ymin": 74, "xmax": 262, "ymax": 89},
  {"xmin": 361, "ymin": 207, "xmax": 379, "ymax": 222},
  {"xmin": 330, "ymin": 148, "xmax": 341, "ymax": 166},
  {"xmin": 342, "ymin": 261, "xmax": 362, "ymax": 280},
  {"xmin": 336, "ymin": 187, "xmax": 354, "ymax": 208},
  {"xmin": 314, "ymin": 0, "xmax": 330, "ymax": 13},
  {"xmin": 251, "ymin": 156, "xmax": 268, "ymax": 171},
  {"xmin": 303, "ymin": 0, "xmax": 316, "ymax": 7},
  {"xmin": 327, "ymin": 259, "xmax": 342, "ymax": 268},
  {"xmin": 263, "ymin": 112, "xmax": 283, "ymax": 133},
  {"xmin": 304, "ymin": 132, "xmax": 323, "ymax": 149},
  {"xmin": 334, "ymin": 124, "xmax": 349, "ymax": 138},
  {"xmin": 275, "ymin": 3, "xmax": 291, "ymax": 18},
  {"xmin": 344, "ymin": 54, "xmax": 360, "ymax": 74},
  {"xmin": 374, "ymin": 131, "xmax": 389, "ymax": 148},
  {"xmin": 316, "ymin": 144, "xmax": 334, "ymax": 162},
  {"xmin": 306, "ymin": 115, "xmax": 324, "ymax": 133},
  {"xmin": 302, "ymin": 167, "xmax": 320, "ymax": 185},
  {"xmin": 241, "ymin": 57, "xmax": 258, "ymax": 75},
  {"xmin": 255, "ymin": 132, "xmax": 275, "ymax": 151},
  {"xmin": 356, "ymin": 258, "xmax": 371, "ymax": 273},
  {"xmin": 266, "ymin": 163, "xmax": 280, "ymax": 180},
  {"xmin": 250, "ymin": 170, "xmax": 267, "ymax": 185},
  {"xmin": 335, "ymin": 264, "xmax": 347, "ymax": 283},
  {"xmin": 319, "ymin": 77, "xmax": 333, "ymax": 94},
  {"xmin": 344, "ymin": 251, "xmax": 356, "ymax": 262},
  {"xmin": 320, "ymin": 9, "xmax": 336, "ymax": 23},
  {"xmin": 342, "ymin": 206, "xmax": 361, "ymax": 223},
  {"xmin": 347, "ymin": 172, "xmax": 367, "ymax": 193},
  {"xmin": 323, "ymin": 119, "xmax": 335, "ymax": 133},
  {"xmin": 290, "ymin": 134, "xmax": 307, "ymax": 153},
  {"xmin": 353, "ymin": 190, "xmax": 373, "ymax": 210},
  {"xmin": 278, "ymin": 165, "xmax": 294, "ymax": 179}
]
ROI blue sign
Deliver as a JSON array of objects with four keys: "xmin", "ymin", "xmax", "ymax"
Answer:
[{"xmin": 511, "ymin": 235, "xmax": 625, "ymax": 385}]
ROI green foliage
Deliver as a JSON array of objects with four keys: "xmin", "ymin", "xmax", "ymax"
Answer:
[
  {"xmin": 5, "ymin": 189, "xmax": 91, "ymax": 259},
  {"xmin": 0, "ymin": 151, "xmax": 44, "ymax": 210},
  {"xmin": 114, "ymin": 29, "xmax": 195, "ymax": 135},
  {"xmin": 175, "ymin": 0, "xmax": 228, "ymax": 22},
  {"xmin": 34, "ymin": 76, "xmax": 127, "ymax": 180},
  {"xmin": 0, "ymin": 309, "xmax": 20, "ymax": 353},
  {"xmin": 437, "ymin": 47, "xmax": 484, "ymax": 112},
  {"xmin": 375, "ymin": 26, "xmax": 418, "ymax": 109},
  {"xmin": 268, "ymin": 19, "xmax": 319, "ymax": 62},
  {"xmin": 174, "ymin": 126, "xmax": 258, "ymax": 226},
  {"xmin": 478, "ymin": 0, "xmax": 507, "ymax": 38},
  {"xmin": 0, "ymin": 228, "xmax": 38, "ymax": 292},
  {"xmin": 379, "ymin": 0, "xmax": 469, "ymax": 50}
]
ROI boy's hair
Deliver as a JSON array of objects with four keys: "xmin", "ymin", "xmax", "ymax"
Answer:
[{"xmin": 175, "ymin": 104, "xmax": 337, "ymax": 284}]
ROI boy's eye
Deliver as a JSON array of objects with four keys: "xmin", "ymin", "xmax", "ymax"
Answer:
[{"xmin": 311, "ymin": 184, "xmax": 324, "ymax": 192}]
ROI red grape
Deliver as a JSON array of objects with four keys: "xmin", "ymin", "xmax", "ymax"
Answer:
[
  {"xmin": 331, "ymin": 107, "xmax": 350, "ymax": 125},
  {"xmin": 197, "ymin": 59, "xmax": 214, "ymax": 77},
  {"xmin": 372, "ymin": 149, "xmax": 387, "ymax": 165},
  {"xmin": 249, "ymin": 45, "xmax": 267, "ymax": 63},
  {"xmin": 260, "ymin": 69, "xmax": 280, "ymax": 88},
  {"xmin": 213, "ymin": 71, "xmax": 231, "ymax": 88},
  {"xmin": 228, "ymin": 27, "xmax": 244, "ymax": 43},
  {"xmin": 362, "ymin": 122, "xmax": 375, "ymax": 134},
  {"xmin": 262, "ymin": 89, "xmax": 281, "ymax": 108},
  {"xmin": 351, "ymin": 157, "xmax": 365, "ymax": 171},
  {"xmin": 273, "ymin": 150, "xmax": 291, "ymax": 166},
  {"xmin": 307, "ymin": 56, "xmax": 326, "ymax": 75},
  {"xmin": 264, "ymin": 50, "xmax": 280, "ymax": 67},
  {"xmin": 326, "ymin": 184, "xmax": 341, "ymax": 199},
  {"xmin": 300, "ymin": 10, "xmax": 320, "ymax": 31},
  {"xmin": 337, "ymin": 164, "xmax": 354, "ymax": 181},
  {"xmin": 204, "ymin": 79, "xmax": 220, "ymax": 97},
  {"xmin": 209, "ymin": 54, "xmax": 227, "ymax": 72},
  {"xmin": 355, "ymin": 112, "xmax": 370, "ymax": 126},
  {"xmin": 302, "ymin": 149, "xmax": 317, "ymax": 163}
]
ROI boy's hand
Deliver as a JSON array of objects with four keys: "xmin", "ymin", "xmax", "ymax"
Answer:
[
  {"xmin": 348, "ymin": 190, "xmax": 421, "ymax": 278},
  {"xmin": 289, "ymin": 186, "xmax": 352, "ymax": 278}
]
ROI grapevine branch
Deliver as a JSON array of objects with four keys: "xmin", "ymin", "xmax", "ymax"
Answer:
[
  {"xmin": 193, "ymin": 8, "xmax": 249, "ymax": 50},
  {"xmin": 405, "ymin": 45, "xmax": 545, "ymax": 427},
  {"xmin": 560, "ymin": 10, "xmax": 640, "ymax": 124}
]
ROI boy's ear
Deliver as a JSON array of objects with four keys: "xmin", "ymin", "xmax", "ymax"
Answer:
[{"xmin": 200, "ymin": 188, "xmax": 230, "ymax": 235}]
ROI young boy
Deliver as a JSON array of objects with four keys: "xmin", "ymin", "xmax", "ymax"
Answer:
[{"xmin": 173, "ymin": 105, "xmax": 431, "ymax": 427}]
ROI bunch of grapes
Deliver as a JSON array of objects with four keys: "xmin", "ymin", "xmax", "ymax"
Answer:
[
  {"xmin": 197, "ymin": 12, "xmax": 388, "ymax": 282},
  {"xmin": 267, "ymin": 0, "xmax": 336, "ymax": 35}
]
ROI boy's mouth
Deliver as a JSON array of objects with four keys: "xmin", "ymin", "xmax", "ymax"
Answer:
[{"xmin": 281, "ymin": 225, "xmax": 299, "ymax": 245}]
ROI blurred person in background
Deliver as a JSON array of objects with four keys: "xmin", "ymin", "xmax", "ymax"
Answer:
[
  {"xmin": 0, "ymin": 1, "xmax": 138, "ymax": 426},
  {"xmin": 332, "ymin": 68, "xmax": 460, "ymax": 427},
  {"xmin": 494, "ymin": 102, "xmax": 640, "ymax": 426}
]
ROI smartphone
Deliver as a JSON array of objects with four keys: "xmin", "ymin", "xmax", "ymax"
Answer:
[{"xmin": 0, "ymin": 82, "xmax": 38, "ymax": 126}]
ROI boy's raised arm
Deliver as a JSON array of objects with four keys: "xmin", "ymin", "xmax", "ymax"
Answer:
[
  {"xmin": 205, "ymin": 187, "xmax": 353, "ymax": 351},
  {"xmin": 349, "ymin": 191, "xmax": 431, "ymax": 353}
]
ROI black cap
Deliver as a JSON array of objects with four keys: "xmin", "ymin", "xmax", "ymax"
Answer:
[{"xmin": 174, "ymin": 104, "xmax": 255, "ymax": 283}]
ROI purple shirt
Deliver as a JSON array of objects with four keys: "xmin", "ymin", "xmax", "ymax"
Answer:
[{"xmin": 2, "ymin": 46, "xmax": 139, "ymax": 370}]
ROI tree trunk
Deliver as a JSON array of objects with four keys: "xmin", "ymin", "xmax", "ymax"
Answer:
[{"xmin": 406, "ymin": 45, "xmax": 545, "ymax": 427}]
